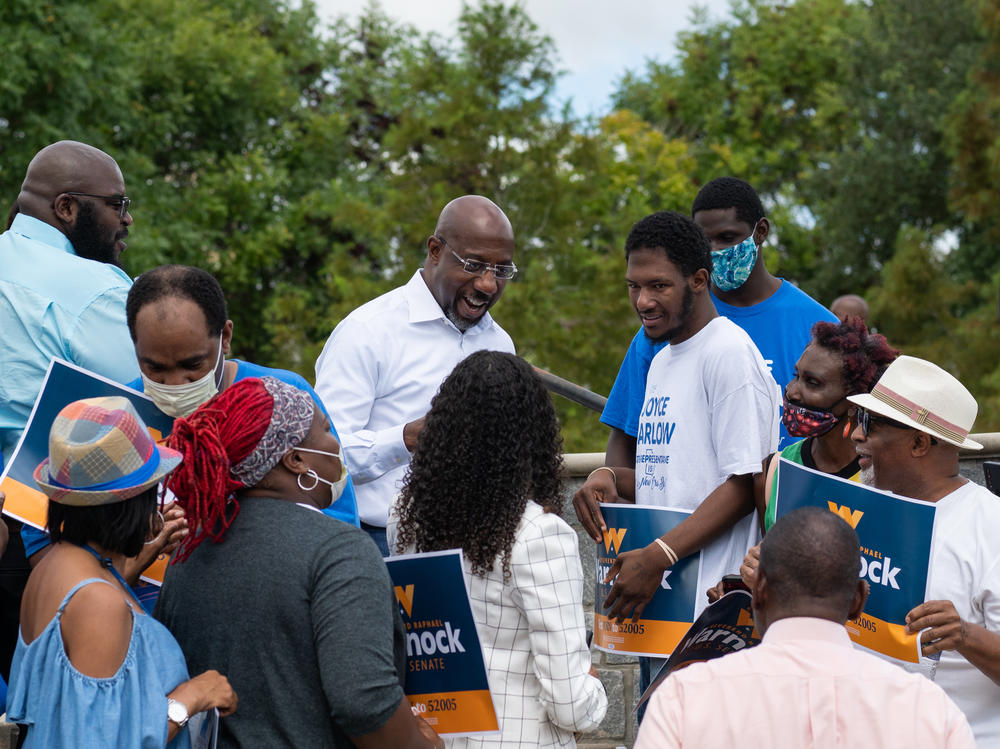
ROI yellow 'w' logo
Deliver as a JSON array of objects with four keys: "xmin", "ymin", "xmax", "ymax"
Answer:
[
  {"xmin": 603, "ymin": 527, "xmax": 627, "ymax": 555},
  {"xmin": 394, "ymin": 584, "xmax": 414, "ymax": 617},
  {"xmin": 827, "ymin": 502, "xmax": 864, "ymax": 529}
]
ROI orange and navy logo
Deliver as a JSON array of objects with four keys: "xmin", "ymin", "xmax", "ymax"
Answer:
[
  {"xmin": 394, "ymin": 584, "xmax": 415, "ymax": 617},
  {"xmin": 827, "ymin": 502, "xmax": 864, "ymax": 529},
  {"xmin": 603, "ymin": 527, "xmax": 627, "ymax": 555}
]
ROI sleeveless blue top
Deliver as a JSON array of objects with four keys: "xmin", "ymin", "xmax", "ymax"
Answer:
[{"xmin": 6, "ymin": 578, "xmax": 192, "ymax": 748}]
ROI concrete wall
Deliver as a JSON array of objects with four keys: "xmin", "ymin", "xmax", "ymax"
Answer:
[{"xmin": 562, "ymin": 438, "xmax": 1000, "ymax": 748}]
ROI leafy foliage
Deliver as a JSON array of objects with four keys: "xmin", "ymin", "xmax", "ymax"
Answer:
[{"xmin": 2, "ymin": 0, "xmax": 999, "ymax": 450}]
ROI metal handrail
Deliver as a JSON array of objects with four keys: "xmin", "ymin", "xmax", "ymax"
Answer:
[{"xmin": 533, "ymin": 366, "xmax": 607, "ymax": 413}]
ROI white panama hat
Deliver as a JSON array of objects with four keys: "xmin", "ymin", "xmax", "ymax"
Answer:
[{"xmin": 847, "ymin": 355, "xmax": 982, "ymax": 450}]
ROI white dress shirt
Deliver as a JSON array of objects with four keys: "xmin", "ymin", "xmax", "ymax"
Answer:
[
  {"xmin": 389, "ymin": 501, "xmax": 608, "ymax": 747},
  {"xmin": 314, "ymin": 270, "xmax": 514, "ymax": 527}
]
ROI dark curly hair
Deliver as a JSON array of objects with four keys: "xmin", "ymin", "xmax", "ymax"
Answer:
[
  {"xmin": 394, "ymin": 351, "xmax": 564, "ymax": 581},
  {"xmin": 624, "ymin": 210, "xmax": 712, "ymax": 278},
  {"xmin": 691, "ymin": 177, "xmax": 766, "ymax": 226},
  {"xmin": 691, "ymin": 177, "xmax": 765, "ymax": 228},
  {"xmin": 126, "ymin": 265, "xmax": 228, "ymax": 340},
  {"xmin": 812, "ymin": 316, "xmax": 899, "ymax": 395}
]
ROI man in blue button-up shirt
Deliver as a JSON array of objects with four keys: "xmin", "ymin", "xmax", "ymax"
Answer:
[{"xmin": 0, "ymin": 140, "xmax": 140, "ymax": 463}]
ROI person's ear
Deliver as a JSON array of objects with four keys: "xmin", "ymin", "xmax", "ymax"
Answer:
[
  {"xmin": 910, "ymin": 430, "xmax": 935, "ymax": 458},
  {"xmin": 754, "ymin": 217, "xmax": 770, "ymax": 245},
  {"xmin": 52, "ymin": 193, "xmax": 77, "ymax": 224},
  {"xmin": 848, "ymin": 579, "xmax": 869, "ymax": 620},
  {"xmin": 426, "ymin": 234, "xmax": 444, "ymax": 264},
  {"xmin": 280, "ymin": 447, "xmax": 310, "ymax": 476},
  {"xmin": 689, "ymin": 267, "xmax": 710, "ymax": 293},
  {"xmin": 221, "ymin": 320, "xmax": 234, "ymax": 356}
]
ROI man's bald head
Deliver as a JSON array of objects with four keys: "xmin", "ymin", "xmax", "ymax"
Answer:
[
  {"xmin": 15, "ymin": 141, "xmax": 131, "ymax": 266},
  {"xmin": 423, "ymin": 195, "xmax": 515, "ymax": 331},
  {"xmin": 434, "ymin": 195, "xmax": 514, "ymax": 244},
  {"xmin": 831, "ymin": 294, "xmax": 869, "ymax": 324},
  {"xmin": 19, "ymin": 141, "xmax": 123, "ymax": 209},
  {"xmin": 755, "ymin": 507, "xmax": 864, "ymax": 630}
]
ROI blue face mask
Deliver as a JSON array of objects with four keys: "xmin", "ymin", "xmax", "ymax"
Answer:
[{"xmin": 711, "ymin": 232, "xmax": 758, "ymax": 292}]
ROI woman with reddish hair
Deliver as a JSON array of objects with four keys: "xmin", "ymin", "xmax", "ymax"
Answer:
[
  {"xmin": 711, "ymin": 316, "xmax": 899, "ymax": 597},
  {"xmin": 758, "ymin": 315, "xmax": 899, "ymax": 531},
  {"xmin": 156, "ymin": 377, "xmax": 441, "ymax": 749}
]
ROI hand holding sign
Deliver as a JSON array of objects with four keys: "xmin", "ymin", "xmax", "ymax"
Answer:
[
  {"xmin": 906, "ymin": 599, "xmax": 968, "ymax": 656},
  {"xmin": 603, "ymin": 544, "xmax": 669, "ymax": 623},
  {"xmin": 572, "ymin": 468, "xmax": 622, "ymax": 542},
  {"xmin": 740, "ymin": 544, "xmax": 761, "ymax": 589}
]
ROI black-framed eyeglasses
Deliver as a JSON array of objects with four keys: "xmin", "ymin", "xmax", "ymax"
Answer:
[
  {"xmin": 857, "ymin": 408, "xmax": 909, "ymax": 437},
  {"xmin": 63, "ymin": 192, "xmax": 131, "ymax": 219},
  {"xmin": 436, "ymin": 235, "xmax": 517, "ymax": 280}
]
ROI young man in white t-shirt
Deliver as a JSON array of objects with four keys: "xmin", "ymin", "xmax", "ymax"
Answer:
[{"xmin": 572, "ymin": 210, "xmax": 779, "ymax": 701}]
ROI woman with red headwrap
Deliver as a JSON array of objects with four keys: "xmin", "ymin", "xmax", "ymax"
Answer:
[{"xmin": 156, "ymin": 377, "xmax": 441, "ymax": 749}]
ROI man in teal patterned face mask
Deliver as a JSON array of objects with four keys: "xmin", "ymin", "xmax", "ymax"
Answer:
[
  {"xmin": 691, "ymin": 190, "xmax": 769, "ymax": 298},
  {"xmin": 707, "ymin": 224, "xmax": 762, "ymax": 292}
]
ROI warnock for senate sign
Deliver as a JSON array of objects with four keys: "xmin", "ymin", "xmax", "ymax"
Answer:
[
  {"xmin": 773, "ymin": 459, "xmax": 937, "ymax": 663},
  {"xmin": 384, "ymin": 549, "xmax": 499, "ymax": 738},
  {"xmin": 594, "ymin": 503, "xmax": 702, "ymax": 658},
  {"xmin": 0, "ymin": 359, "xmax": 176, "ymax": 584}
]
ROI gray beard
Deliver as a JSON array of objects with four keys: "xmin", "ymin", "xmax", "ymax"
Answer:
[
  {"xmin": 445, "ymin": 306, "xmax": 475, "ymax": 332},
  {"xmin": 860, "ymin": 466, "xmax": 875, "ymax": 486}
]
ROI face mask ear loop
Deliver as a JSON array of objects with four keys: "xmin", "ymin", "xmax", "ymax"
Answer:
[
  {"xmin": 297, "ymin": 470, "xmax": 321, "ymax": 492},
  {"xmin": 214, "ymin": 331, "xmax": 226, "ymax": 389}
]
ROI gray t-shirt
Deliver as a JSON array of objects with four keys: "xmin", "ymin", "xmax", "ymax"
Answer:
[{"xmin": 155, "ymin": 497, "xmax": 406, "ymax": 747}]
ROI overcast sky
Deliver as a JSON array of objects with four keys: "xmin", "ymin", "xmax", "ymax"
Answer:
[{"xmin": 312, "ymin": 0, "xmax": 734, "ymax": 116}]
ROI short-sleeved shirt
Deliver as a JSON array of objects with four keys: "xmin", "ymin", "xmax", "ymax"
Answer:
[
  {"xmin": 635, "ymin": 317, "xmax": 779, "ymax": 616},
  {"xmin": 0, "ymin": 214, "xmax": 139, "ymax": 462},
  {"xmin": 155, "ymin": 498, "xmax": 407, "ymax": 747},
  {"xmin": 601, "ymin": 281, "xmax": 837, "ymax": 449}
]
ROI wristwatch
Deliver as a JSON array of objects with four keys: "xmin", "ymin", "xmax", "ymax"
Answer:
[{"xmin": 167, "ymin": 698, "xmax": 190, "ymax": 727}]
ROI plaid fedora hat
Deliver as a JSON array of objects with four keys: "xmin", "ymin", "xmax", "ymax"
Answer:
[
  {"xmin": 847, "ymin": 355, "xmax": 982, "ymax": 450},
  {"xmin": 34, "ymin": 396, "xmax": 183, "ymax": 506}
]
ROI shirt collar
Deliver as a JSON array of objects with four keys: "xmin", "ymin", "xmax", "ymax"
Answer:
[
  {"xmin": 762, "ymin": 616, "xmax": 854, "ymax": 647},
  {"xmin": 10, "ymin": 214, "xmax": 75, "ymax": 255},
  {"xmin": 404, "ymin": 269, "xmax": 495, "ymax": 335}
]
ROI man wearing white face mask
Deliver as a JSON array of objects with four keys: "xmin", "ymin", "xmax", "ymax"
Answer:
[
  {"xmin": 600, "ymin": 177, "xmax": 837, "ymax": 473},
  {"xmin": 22, "ymin": 265, "xmax": 360, "ymax": 569}
]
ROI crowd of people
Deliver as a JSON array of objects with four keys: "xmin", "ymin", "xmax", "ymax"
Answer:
[{"xmin": 0, "ymin": 139, "xmax": 996, "ymax": 748}]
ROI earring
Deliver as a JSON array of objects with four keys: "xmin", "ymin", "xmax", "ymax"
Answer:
[
  {"xmin": 297, "ymin": 470, "xmax": 320, "ymax": 492},
  {"xmin": 843, "ymin": 419, "xmax": 852, "ymax": 439},
  {"xmin": 143, "ymin": 510, "xmax": 166, "ymax": 545}
]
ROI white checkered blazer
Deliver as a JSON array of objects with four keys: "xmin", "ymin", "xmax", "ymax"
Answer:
[{"xmin": 389, "ymin": 500, "xmax": 607, "ymax": 747}]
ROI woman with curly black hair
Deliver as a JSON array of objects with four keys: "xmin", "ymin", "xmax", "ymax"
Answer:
[{"xmin": 389, "ymin": 350, "xmax": 607, "ymax": 748}]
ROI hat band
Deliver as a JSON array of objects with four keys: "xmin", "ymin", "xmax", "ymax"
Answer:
[
  {"xmin": 870, "ymin": 384, "xmax": 969, "ymax": 443},
  {"xmin": 49, "ymin": 448, "xmax": 161, "ymax": 493}
]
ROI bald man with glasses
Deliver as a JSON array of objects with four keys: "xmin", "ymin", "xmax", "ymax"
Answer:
[
  {"xmin": 315, "ymin": 195, "xmax": 516, "ymax": 554},
  {"xmin": 0, "ymin": 140, "xmax": 141, "ymax": 684}
]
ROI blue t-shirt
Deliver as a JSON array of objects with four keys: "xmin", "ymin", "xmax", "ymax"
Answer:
[
  {"xmin": 600, "ymin": 280, "xmax": 837, "ymax": 449},
  {"xmin": 22, "ymin": 359, "xmax": 360, "ymax": 562}
]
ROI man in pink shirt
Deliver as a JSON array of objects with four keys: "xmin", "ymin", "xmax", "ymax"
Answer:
[{"xmin": 636, "ymin": 507, "xmax": 974, "ymax": 749}]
